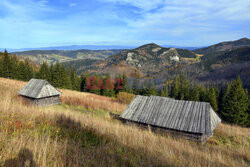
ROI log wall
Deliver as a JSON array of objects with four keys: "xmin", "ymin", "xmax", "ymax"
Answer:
[{"xmin": 22, "ymin": 95, "xmax": 61, "ymax": 106}]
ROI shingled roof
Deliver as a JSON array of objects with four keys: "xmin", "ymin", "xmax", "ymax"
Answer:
[
  {"xmin": 19, "ymin": 79, "xmax": 61, "ymax": 99},
  {"xmin": 120, "ymin": 95, "xmax": 221, "ymax": 135}
]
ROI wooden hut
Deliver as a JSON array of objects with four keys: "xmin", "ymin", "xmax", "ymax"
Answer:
[
  {"xmin": 120, "ymin": 95, "xmax": 221, "ymax": 143},
  {"xmin": 19, "ymin": 79, "xmax": 61, "ymax": 106}
]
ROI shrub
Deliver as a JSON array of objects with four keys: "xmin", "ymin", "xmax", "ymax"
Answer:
[{"xmin": 116, "ymin": 92, "xmax": 135, "ymax": 104}]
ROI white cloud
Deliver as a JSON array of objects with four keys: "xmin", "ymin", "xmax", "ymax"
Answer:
[
  {"xmin": 0, "ymin": 0, "xmax": 249, "ymax": 47},
  {"xmin": 100, "ymin": 0, "xmax": 164, "ymax": 11},
  {"xmin": 124, "ymin": 0, "xmax": 250, "ymax": 34},
  {"xmin": 69, "ymin": 3, "xmax": 77, "ymax": 7},
  {"xmin": 38, "ymin": 0, "xmax": 48, "ymax": 7}
]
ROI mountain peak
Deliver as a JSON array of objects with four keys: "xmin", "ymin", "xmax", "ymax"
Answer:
[
  {"xmin": 137, "ymin": 43, "xmax": 162, "ymax": 49},
  {"xmin": 238, "ymin": 37, "xmax": 249, "ymax": 41}
]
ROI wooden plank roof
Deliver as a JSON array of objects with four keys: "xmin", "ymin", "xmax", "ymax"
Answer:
[
  {"xmin": 120, "ymin": 95, "xmax": 221, "ymax": 135},
  {"xmin": 19, "ymin": 79, "xmax": 61, "ymax": 99}
]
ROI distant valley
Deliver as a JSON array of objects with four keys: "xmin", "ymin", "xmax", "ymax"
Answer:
[
  {"xmin": 7, "ymin": 37, "xmax": 250, "ymax": 88},
  {"xmin": 11, "ymin": 49, "xmax": 122, "ymax": 64},
  {"xmin": 63, "ymin": 38, "xmax": 250, "ymax": 88}
]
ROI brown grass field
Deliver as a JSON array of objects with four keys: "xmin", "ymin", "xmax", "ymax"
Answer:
[{"xmin": 0, "ymin": 77, "xmax": 249, "ymax": 166}]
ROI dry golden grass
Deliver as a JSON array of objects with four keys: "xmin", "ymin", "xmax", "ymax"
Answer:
[
  {"xmin": 61, "ymin": 89, "xmax": 126, "ymax": 114},
  {"xmin": 0, "ymin": 77, "xmax": 249, "ymax": 167},
  {"xmin": 116, "ymin": 92, "xmax": 136, "ymax": 105}
]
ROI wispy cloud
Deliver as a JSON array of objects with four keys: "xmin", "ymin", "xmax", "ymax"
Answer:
[
  {"xmin": 69, "ymin": 3, "xmax": 76, "ymax": 7},
  {"xmin": 0, "ymin": 0, "xmax": 249, "ymax": 48},
  {"xmin": 99, "ymin": 0, "xmax": 164, "ymax": 11},
  {"xmin": 38, "ymin": 0, "xmax": 48, "ymax": 7}
]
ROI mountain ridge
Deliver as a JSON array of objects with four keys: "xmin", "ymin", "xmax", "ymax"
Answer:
[{"xmin": 194, "ymin": 37, "xmax": 250, "ymax": 54}]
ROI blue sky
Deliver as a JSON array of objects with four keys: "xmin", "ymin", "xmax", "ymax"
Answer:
[{"xmin": 0, "ymin": 0, "xmax": 249, "ymax": 48}]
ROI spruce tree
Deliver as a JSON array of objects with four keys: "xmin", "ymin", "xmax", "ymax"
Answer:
[
  {"xmin": 90, "ymin": 74, "xmax": 101, "ymax": 95},
  {"xmin": 49, "ymin": 64, "xmax": 54, "ymax": 83},
  {"xmin": 114, "ymin": 74, "xmax": 122, "ymax": 94},
  {"xmin": 126, "ymin": 81, "xmax": 134, "ymax": 94},
  {"xmin": 208, "ymin": 87, "xmax": 218, "ymax": 111},
  {"xmin": 179, "ymin": 75, "xmax": 190, "ymax": 100},
  {"xmin": 103, "ymin": 74, "xmax": 115, "ymax": 97},
  {"xmin": 37, "ymin": 62, "xmax": 51, "ymax": 81},
  {"xmin": 149, "ymin": 80, "xmax": 157, "ymax": 96},
  {"xmin": 199, "ymin": 84, "xmax": 208, "ymax": 102},
  {"xmin": 51, "ymin": 63, "xmax": 62, "ymax": 88},
  {"xmin": 133, "ymin": 78, "xmax": 140, "ymax": 95},
  {"xmin": 191, "ymin": 84, "xmax": 200, "ymax": 101},
  {"xmin": 80, "ymin": 73, "xmax": 90, "ymax": 92},
  {"xmin": 171, "ymin": 75, "xmax": 180, "ymax": 99},
  {"xmin": 24, "ymin": 59, "xmax": 33, "ymax": 81},
  {"xmin": 246, "ymin": 89, "xmax": 250, "ymax": 127},
  {"xmin": 60, "ymin": 64, "xmax": 72, "ymax": 89},
  {"xmin": 160, "ymin": 85, "xmax": 169, "ymax": 97},
  {"xmin": 69, "ymin": 67, "xmax": 80, "ymax": 91},
  {"xmin": 221, "ymin": 77, "xmax": 248, "ymax": 126},
  {"xmin": 122, "ymin": 73, "xmax": 128, "ymax": 92},
  {"xmin": 10, "ymin": 55, "xmax": 19, "ymax": 79},
  {"xmin": 17, "ymin": 61, "xmax": 26, "ymax": 80},
  {"xmin": 2, "ymin": 50, "xmax": 11, "ymax": 78}
]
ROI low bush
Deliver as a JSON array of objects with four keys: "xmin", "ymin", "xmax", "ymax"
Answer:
[{"xmin": 116, "ymin": 92, "xmax": 135, "ymax": 104}]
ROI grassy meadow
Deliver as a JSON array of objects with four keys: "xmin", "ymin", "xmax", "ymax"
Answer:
[{"xmin": 0, "ymin": 77, "xmax": 249, "ymax": 166}]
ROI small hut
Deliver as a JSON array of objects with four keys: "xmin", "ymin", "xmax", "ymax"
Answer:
[
  {"xmin": 120, "ymin": 95, "xmax": 221, "ymax": 143},
  {"xmin": 19, "ymin": 79, "xmax": 61, "ymax": 106}
]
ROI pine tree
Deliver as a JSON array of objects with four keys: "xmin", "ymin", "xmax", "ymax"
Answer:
[
  {"xmin": 122, "ymin": 73, "xmax": 128, "ymax": 92},
  {"xmin": 60, "ymin": 64, "xmax": 72, "ymax": 89},
  {"xmin": 69, "ymin": 67, "xmax": 80, "ymax": 91},
  {"xmin": 179, "ymin": 75, "xmax": 190, "ymax": 100},
  {"xmin": 133, "ymin": 78, "xmax": 140, "ymax": 95},
  {"xmin": 51, "ymin": 63, "xmax": 62, "ymax": 88},
  {"xmin": 49, "ymin": 64, "xmax": 54, "ymax": 83},
  {"xmin": 191, "ymin": 84, "xmax": 200, "ymax": 101},
  {"xmin": 149, "ymin": 80, "xmax": 157, "ymax": 96},
  {"xmin": 10, "ymin": 55, "xmax": 19, "ymax": 79},
  {"xmin": 141, "ymin": 80, "xmax": 149, "ymax": 96},
  {"xmin": 208, "ymin": 87, "xmax": 218, "ymax": 111},
  {"xmin": 221, "ymin": 77, "xmax": 248, "ymax": 126},
  {"xmin": 90, "ymin": 74, "xmax": 101, "ymax": 95},
  {"xmin": 103, "ymin": 74, "xmax": 115, "ymax": 97},
  {"xmin": 171, "ymin": 75, "xmax": 180, "ymax": 99},
  {"xmin": 160, "ymin": 85, "xmax": 169, "ymax": 97},
  {"xmin": 17, "ymin": 61, "xmax": 26, "ymax": 80},
  {"xmin": 37, "ymin": 62, "xmax": 51, "ymax": 81},
  {"xmin": 199, "ymin": 84, "xmax": 208, "ymax": 102},
  {"xmin": 24, "ymin": 59, "xmax": 33, "ymax": 81},
  {"xmin": 2, "ymin": 50, "xmax": 11, "ymax": 78},
  {"xmin": 126, "ymin": 80, "xmax": 134, "ymax": 94},
  {"xmin": 80, "ymin": 73, "xmax": 88, "ymax": 92},
  {"xmin": 114, "ymin": 74, "xmax": 122, "ymax": 94},
  {"xmin": 246, "ymin": 89, "xmax": 250, "ymax": 127}
]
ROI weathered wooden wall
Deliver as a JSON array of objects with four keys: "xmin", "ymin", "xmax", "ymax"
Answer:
[
  {"xmin": 122, "ymin": 119, "xmax": 212, "ymax": 143},
  {"xmin": 22, "ymin": 95, "xmax": 61, "ymax": 106}
]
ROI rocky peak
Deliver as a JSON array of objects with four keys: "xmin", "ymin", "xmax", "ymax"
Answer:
[{"xmin": 161, "ymin": 47, "xmax": 180, "ymax": 61}]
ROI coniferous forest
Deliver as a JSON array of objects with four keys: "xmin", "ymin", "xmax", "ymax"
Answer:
[{"xmin": 0, "ymin": 50, "xmax": 249, "ymax": 127}]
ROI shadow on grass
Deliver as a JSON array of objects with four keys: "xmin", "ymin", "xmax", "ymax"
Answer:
[
  {"xmin": 4, "ymin": 148, "xmax": 36, "ymax": 167},
  {"xmin": 54, "ymin": 114, "xmax": 175, "ymax": 167}
]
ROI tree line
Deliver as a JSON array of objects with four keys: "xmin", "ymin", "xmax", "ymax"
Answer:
[{"xmin": 0, "ymin": 50, "xmax": 249, "ymax": 127}]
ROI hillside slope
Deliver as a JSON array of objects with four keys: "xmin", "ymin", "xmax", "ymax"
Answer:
[
  {"xmin": 194, "ymin": 37, "xmax": 250, "ymax": 55},
  {"xmin": 0, "ymin": 78, "xmax": 249, "ymax": 166},
  {"xmin": 74, "ymin": 43, "xmax": 199, "ymax": 77},
  {"xmin": 11, "ymin": 49, "xmax": 122, "ymax": 64}
]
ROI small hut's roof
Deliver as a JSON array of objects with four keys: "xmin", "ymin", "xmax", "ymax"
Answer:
[
  {"xmin": 120, "ymin": 95, "xmax": 221, "ymax": 135},
  {"xmin": 19, "ymin": 79, "xmax": 61, "ymax": 99}
]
